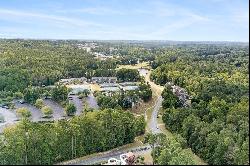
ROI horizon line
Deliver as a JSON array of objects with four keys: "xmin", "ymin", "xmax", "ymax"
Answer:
[{"xmin": 0, "ymin": 37, "xmax": 249, "ymax": 43}]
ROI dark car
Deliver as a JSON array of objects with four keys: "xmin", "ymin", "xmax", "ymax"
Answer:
[{"xmin": 3, "ymin": 105, "xmax": 9, "ymax": 109}]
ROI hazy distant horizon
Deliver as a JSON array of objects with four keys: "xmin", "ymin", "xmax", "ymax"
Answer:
[
  {"xmin": 0, "ymin": 0, "xmax": 248, "ymax": 41},
  {"xmin": 0, "ymin": 37, "xmax": 249, "ymax": 43}
]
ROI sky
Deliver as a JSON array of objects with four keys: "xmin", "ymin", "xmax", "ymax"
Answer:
[{"xmin": 0, "ymin": 0, "xmax": 249, "ymax": 41}]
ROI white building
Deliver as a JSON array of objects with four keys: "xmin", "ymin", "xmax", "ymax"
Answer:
[{"xmin": 59, "ymin": 77, "xmax": 87, "ymax": 84}]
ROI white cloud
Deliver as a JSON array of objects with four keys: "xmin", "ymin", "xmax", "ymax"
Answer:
[
  {"xmin": 147, "ymin": 13, "xmax": 210, "ymax": 39},
  {"xmin": 232, "ymin": 10, "xmax": 249, "ymax": 25},
  {"xmin": 57, "ymin": 7, "xmax": 125, "ymax": 15},
  {"xmin": 0, "ymin": 8, "xmax": 103, "ymax": 28}
]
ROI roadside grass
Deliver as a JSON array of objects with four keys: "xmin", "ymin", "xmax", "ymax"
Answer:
[
  {"xmin": 130, "ymin": 97, "xmax": 156, "ymax": 115},
  {"xmin": 144, "ymin": 91, "xmax": 159, "ymax": 132},
  {"xmin": 135, "ymin": 135, "xmax": 145, "ymax": 144},
  {"xmin": 141, "ymin": 151, "xmax": 153, "ymax": 165}
]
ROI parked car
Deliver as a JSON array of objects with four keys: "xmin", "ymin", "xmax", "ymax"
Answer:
[
  {"xmin": 3, "ymin": 105, "xmax": 9, "ymax": 109},
  {"xmin": 19, "ymin": 100, "xmax": 25, "ymax": 104},
  {"xmin": 69, "ymin": 92, "xmax": 76, "ymax": 96}
]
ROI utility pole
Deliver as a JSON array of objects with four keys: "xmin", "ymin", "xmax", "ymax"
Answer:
[
  {"xmin": 25, "ymin": 131, "xmax": 28, "ymax": 165},
  {"xmin": 71, "ymin": 135, "xmax": 74, "ymax": 159}
]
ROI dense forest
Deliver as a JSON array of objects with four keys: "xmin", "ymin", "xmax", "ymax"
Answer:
[
  {"xmin": 144, "ymin": 133, "xmax": 200, "ymax": 165},
  {"xmin": 150, "ymin": 45, "xmax": 249, "ymax": 165},
  {"xmin": 0, "ymin": 109, "xmax": 145, "ymax": 165},
  {"xmin": 0, "ymin": 39, "xmax": 249, "ymax": 165},
  {"xmin": 0, "ymin": 40, "xmax": 144, "ymax": 104}
]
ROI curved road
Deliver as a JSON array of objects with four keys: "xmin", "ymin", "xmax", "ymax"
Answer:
[{"xmin": 145, "ymin": 70, "xmax": 164, "ymax": 134}]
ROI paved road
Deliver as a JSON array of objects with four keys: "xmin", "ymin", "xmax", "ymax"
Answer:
[
  {"xmin": 149, "ymin": 96, "xmax": 163, "ymax": 134},
  {"xmin": 43, "ymin": 99, "xmax": 65, "ymax": 120},
  {"xmin": 0, "ymin": 108, "xmax": 18, "ymax": 133},
  {"xmin": 86, "ymin": 94, "xmax": 99, "ymax": 110},
  {"xmin": 144, "ymin": 70, "xmax": 164, "ymax": 134},
  {"xmin": 15, "ymin": 101, "xmax": 43, "ymax": 121},
  {"xmin": 0, "ymin": 94, "xmax": 100, "ymax": 133},
  {"xmin": 69, "ymin": 96, "xmax": 83, "ymax": 115},
  {"xmin": 60, "ymin": 145, "xmax": 151, "ymax": 165}
]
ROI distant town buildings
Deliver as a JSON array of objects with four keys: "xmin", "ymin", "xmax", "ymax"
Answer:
[
  {"xmin": 58, "ymin": 77, "xmax": 139, "ymax": 94},
  {"xmin": 99, "ymin": 82, "xmax": 139, "ymax": 93},
  {"xmin": 94, "ymin": 52, "xmax": 113, "ymax": 60},
  {"xmin": 76, "ymin": 43, "xmax": 97, "ymax": 52}
]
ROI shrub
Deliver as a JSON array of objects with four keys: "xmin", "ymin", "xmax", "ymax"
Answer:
[
  {"xmin": 16, "ymin": 107, "xmax": 31, "ymax": 119},
  {"xmin": 65, "ymin": 103, "xmax": 76, "ymax": 116},
  {"xmin": 35, "ymin": 99, "xmax": 44, "ymax": 109},
  {"xmin": 41, "ymin": 106, "xmax": 53, "ymax": 118}
]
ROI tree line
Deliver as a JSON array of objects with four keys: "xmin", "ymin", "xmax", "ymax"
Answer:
[{"xmin": 0, "ymin": 109, "xmax": 145, "ymax": 165}]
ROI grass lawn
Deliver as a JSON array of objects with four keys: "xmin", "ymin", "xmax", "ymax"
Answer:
[
  {"xmin": 117, "ymin": 62, "xmax": 150, "ymax": 70},
  {"xmin": 90, "ymin": 83, "xmax": 100, "ymax": 92},
  {"xmin": 141, "ymin": 151, "xmax": 153, "ymax": 165},
  {"xmin": 130, "ymin": 96, "xmax": 156, "ymax": 115}
]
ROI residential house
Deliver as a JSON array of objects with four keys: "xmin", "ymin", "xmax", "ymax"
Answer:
[{"xmin": 91, "ymin": 77, "xmax": 117, "ymax": 84}]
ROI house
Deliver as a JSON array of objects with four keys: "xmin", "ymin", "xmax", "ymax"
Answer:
[
  {"xmin": 91, "ymin": 77, "xmax": 117, "ymax": 84},
  {"xmin": 99, "ymin": 83, "xmax": 119, "ymax": 88},
  {"xmin": 100, "ymin": 86, "xmax": 120, "ymax": 92},
  {"xmin": 119, "ymin": 82, "xmax": 138, "ymax": 91},
  {"xmin": 59, "ymin": 77, "xmax": 87, "ymax": 84},
  {"xmin": 119, "ymin": 82, "xmax": 137, "ymax": 86},
  {"xmin": 121, "ymin": 86, "xmax": 139, "ymax": 91},
  {"xmin": 171, "ymin": 85, "xmax": 190, "ymax": 107}
]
